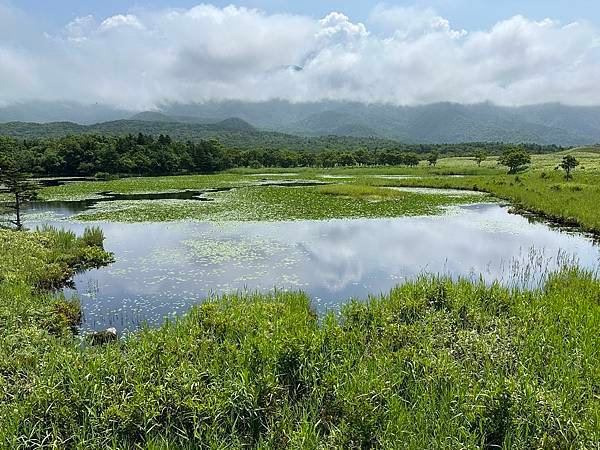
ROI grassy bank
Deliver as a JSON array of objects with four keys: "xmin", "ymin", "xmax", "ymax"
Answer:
[
  {"xmin": 0, "ymin": 226, "xmax": 114, "ymax": 441},
  {"xmin": 367, "ymin": 169, "xmax": 600, "ymax": 233},
  {"xmin": 1, "ymin": 252, "xmax": 599, "ymax": 447},
  {"xmin": 0, "ymin": 227, "xmax": 113, "ymax": 338},
  {"xmin": 0, "ymin": 226, "xmax": 113, "ymax": 290},
  {"xmin": 354, "ymin": 148, "xmax": 600, "ymax": 233}
]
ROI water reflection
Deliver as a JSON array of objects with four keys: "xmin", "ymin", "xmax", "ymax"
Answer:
[
  {"xmin": 27, "ymin": 203, "xmax": 600, "ymax": 332},
  {"xmin": 22, "ymin": 190, "xmax": 213, "ymax": 219}
]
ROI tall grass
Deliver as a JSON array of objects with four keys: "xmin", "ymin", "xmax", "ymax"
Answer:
[
  {"xmin": 81, "ymin": 226, "xmax": 106, "ymax": 248},
  {"xmin": 1, "ymin": 267, "xmax": 598, "ymax": 448}
]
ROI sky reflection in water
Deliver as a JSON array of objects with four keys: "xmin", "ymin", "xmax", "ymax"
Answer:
[{"xmin": 30, "ymin": 203, "xmax": 600, "ymax": 332}]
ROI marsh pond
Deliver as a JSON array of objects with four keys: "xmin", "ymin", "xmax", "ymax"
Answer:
[{"xmin": 21, "ymin": 175, "xmax": 600, "ymax": 332}]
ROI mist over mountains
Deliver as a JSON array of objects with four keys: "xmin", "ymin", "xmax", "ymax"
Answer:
[{"xmin": 1, "ymin": 101, "xmax": 599, "ymax": 146}]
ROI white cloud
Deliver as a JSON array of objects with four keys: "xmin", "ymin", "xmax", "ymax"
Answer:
[
  {"xmin": 0, "ymin": 3, "xmax": 599, "ymax": 109},
  {"xmin": 65, "ymin": 15, "xmax": 96, "ymax": 41},
  {"xmin": 317, "ymin": 12, "xmax": 369, "ymax": 42},
  {"xmin": 369, "ymin": 5, "xmax": 466, "ymax": 39},
  {"xmin": 99, "ymin": 14, "xmax": 144, "ymax": 31}
]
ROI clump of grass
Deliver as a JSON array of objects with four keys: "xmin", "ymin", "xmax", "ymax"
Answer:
[
  {"xmin": 0, "ymin": 226, "xmax": 113, "ymax": 290},
  {"xmin": 30, "ymin": 225, "xmax": 114, "ymax": 284},
  {"xmin": 81, "ymin": 226, "xmax": 106, "ymax": 248},
  {"xmin": 46, "ymin": 297, "xmax": 82, "ymax": 334},
  {"xmin": 44, "ymin": 226, "xmax": 78, "ymax": 250}
]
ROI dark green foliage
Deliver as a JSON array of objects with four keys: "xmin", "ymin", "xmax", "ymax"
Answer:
[
  {"xmin": 0, "ymin": 131, "xmax": 564, "ymax": 178},
  {"xmin": 559, "ymin": 155, "xmax": 579, "ymax": 179},
  {"xmin": 48, "ymin": 298, "xmax": 83, "ymax": 334},
  {"xmin": 0, "ymin": 128, "xmax": 560, "ymax": 178},
  {"xmin": 427, "ymin": 151, "xmax": 439, "ymax": 166},
  {"xmin": 94, "ymin": 172, "xmax": 118, "ymax": 181},
  {"xmin": 474, "ymin": 149, "xmax": 488, "ymax": 166},
  {"xmin": 87, "ymin": 328, "xmax": 118, "ymax": 346},
  {"xmin": 498, "ymin": 148, "xmax": 532, "ymax": 174},
  {"xmin": 0, "ymin": 156, "xmax": 39, "ymax": 229}
]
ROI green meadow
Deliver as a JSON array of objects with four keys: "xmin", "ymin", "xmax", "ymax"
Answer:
[{"xmin": 362, "ymin": 148, "xmax": 600, "ymax": 233}]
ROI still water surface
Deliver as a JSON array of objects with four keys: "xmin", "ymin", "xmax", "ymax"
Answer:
[{"xmin": 26, "ymin": 202, "xmax": 600, "ymax": 333}]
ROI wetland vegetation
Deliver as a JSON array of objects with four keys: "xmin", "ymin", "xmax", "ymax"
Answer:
[
  {"xmin": 31, "ymin": 145, "xmax": 600, "ymax": 232},
  {"xmin": 1, "ymin": 138, "xmax": 600, "ymax": 448},
  {"xmin": 363, "ymin": 149, "xmax": 600, "ymax": 234},
  {"xmin": 1, "ymin": 231, "xmax": 599, "ymax": 447},
  {"xmin": 3, "ymin": 0, "xmax": 600, "ymax": 445}
]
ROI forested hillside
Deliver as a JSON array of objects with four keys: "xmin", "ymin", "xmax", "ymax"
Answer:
[
  {"xmin": 2, "ymin": 101, "xmax": 600, "ymax": 145},
  {"xmin": 0, "ymin": 119, "xmax": 402, "ymax": 151}
]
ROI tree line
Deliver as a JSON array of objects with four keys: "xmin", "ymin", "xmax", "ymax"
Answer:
[{"xmin": 0, "ymin": 133, "xmax": 562, "ymax": 177}]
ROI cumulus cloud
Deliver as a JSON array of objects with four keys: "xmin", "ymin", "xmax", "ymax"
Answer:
[
  {"xmin": 317, "ymin": 12, "xmax": 369, "ymax": 42},
  {"xmin": 0, "ymin": 2, "xmax": 599, "ymax": 109},
  {"xmin": 65, "ymin": 15, "xmax": 96, "ymax": 41},
  {"xmin": 99, "ymin": 14, "xmax": 145, "ymax": 31},
  {"xmin": 369, "ymin": 4, "xmax": 466, "ymax": 39}
]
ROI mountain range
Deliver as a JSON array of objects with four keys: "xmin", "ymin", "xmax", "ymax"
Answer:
[{"xmin": 1, "ymin": 101, "xmax": 599, "ymax": 146}]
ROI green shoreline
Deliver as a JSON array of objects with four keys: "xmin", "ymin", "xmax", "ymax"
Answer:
[{"xmin": 1, "ymin": 227, "xmax": 599, "ymax": 447}]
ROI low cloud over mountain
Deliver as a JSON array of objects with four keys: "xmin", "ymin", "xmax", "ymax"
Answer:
[{"xmin": 1, "ymin": 2, "xmax": 600, "ymax": 109}]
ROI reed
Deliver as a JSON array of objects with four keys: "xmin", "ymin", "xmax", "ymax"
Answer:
[{"xmin": 1, "ymin": 245, "xmax": 598, "ymax": 447}]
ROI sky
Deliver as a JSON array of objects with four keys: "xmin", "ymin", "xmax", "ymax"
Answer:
[
  {"xmin": 1, "ymin": 0, "xmax": 600, "ymax": 109},
  {"xmin": 12, "ymin": 0, "xmax": 600, "ymax": 31}
]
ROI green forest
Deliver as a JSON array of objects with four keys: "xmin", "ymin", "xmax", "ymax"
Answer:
[{"xmin": 0, "ymin": 133, "xmax": 562, "ymax": 177}]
